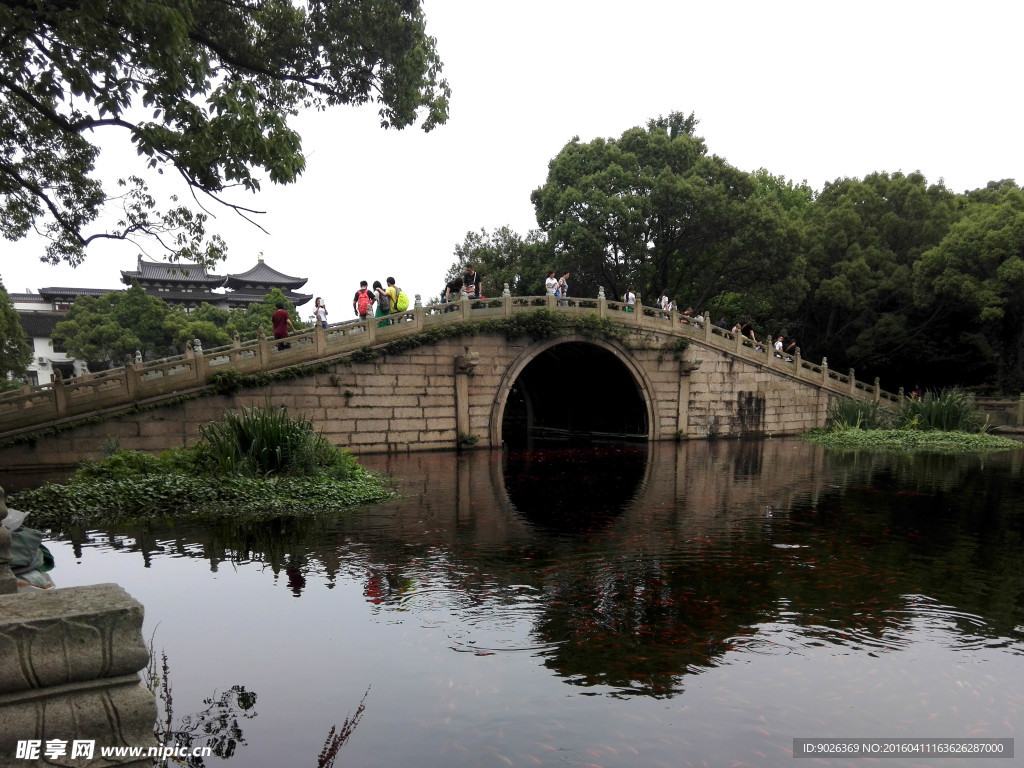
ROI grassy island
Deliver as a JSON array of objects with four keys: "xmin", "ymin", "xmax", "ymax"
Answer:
[
  {"xmin": 9, "ymin": 405, "xmax": 393, "ymax": 531},
  {"xmin": 803, "ymin": 388, "xmax": 1023, "ymax": 454}
]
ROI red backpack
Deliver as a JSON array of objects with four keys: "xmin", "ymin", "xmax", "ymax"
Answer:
[{"xmin": 356, "ymin": 289, "xmax": 372, "ymax": 316}]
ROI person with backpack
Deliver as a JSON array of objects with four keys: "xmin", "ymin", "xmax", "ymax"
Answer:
[
  {"xmin": 353, "ymin": 280, "xmax": 375, "ymax": 320},
  {"xmin": 373, "ymin": 280, "xmax": 391, "ymax": 326},
  {"xmin": 387, "ymin": 277, "xmax": 410, "ymax": 316}
]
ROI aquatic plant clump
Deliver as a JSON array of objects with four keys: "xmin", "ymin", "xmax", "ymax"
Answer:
[
  {"xmin": 825, "ymin": 388, "xmax": 990, "ymax": 435},
  {"xmin": 824, "ymin": 397, "xmax": 896, "ymax": 431},
  {"xmin": 803, "ymin": 428, "xmax": 1022, "ymax": 454},
  {"xmin": 9, "ymin": 406, "xmax": 392, "ymax": 530},
  {"xmin": 899, "ymin": 388, "xmax": 988, "ymax": 432}
]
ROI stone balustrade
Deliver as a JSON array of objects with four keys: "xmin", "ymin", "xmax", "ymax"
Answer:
[{"xmin": 0, "ymin": 295, "xmax": 899, "ymax": 442}]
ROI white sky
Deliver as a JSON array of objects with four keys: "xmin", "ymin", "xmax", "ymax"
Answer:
[{"xmin": 3, "ymin": 0, "xmax": 1022, "ymax": 319}]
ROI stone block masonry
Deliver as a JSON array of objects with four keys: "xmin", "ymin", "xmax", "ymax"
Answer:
[{"xmin": 0, "ymin": 309, "xmax": 873, "ymax": 472}]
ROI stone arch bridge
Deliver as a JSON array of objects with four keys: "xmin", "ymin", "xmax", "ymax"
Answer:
[{"xmin": 0, "ymin": 295, "xmax": 897, "ymax": 473}]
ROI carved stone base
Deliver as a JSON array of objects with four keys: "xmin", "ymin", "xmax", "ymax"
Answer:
[{"xmin": 0, "ymin": 584, "xmax": 157, "ymax": 766}]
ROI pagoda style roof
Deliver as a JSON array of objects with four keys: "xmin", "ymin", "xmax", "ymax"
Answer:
[
  {"xmin": 38, "ymin": 287, "xmax": 120, "ymax": 299},
  {"xmin": 147, "ymin": 290, "xmax": 228, "ymax": 305},
  {"xmin": 223, "ymin": 257, "xmax": 307, "ymax": 290},
  {"xmin": 225, "ymin": 290, "xmax": 313, "ymax": 308},
  {"xmin": 17, "ymin": 310, "xmax": 66, "ymax": 337},
  {"xmin": 121, "ymin": 257, "xmax": 225, "ymax": 287}
]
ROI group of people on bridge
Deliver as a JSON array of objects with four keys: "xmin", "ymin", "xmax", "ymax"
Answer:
[{"xmin": 279, "ymin": 265, "xmax": 803, "ymax": 362}]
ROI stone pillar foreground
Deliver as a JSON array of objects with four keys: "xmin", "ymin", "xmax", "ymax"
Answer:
[{"xmin": 0, "ymin": 584, "xmax": 157, "ymax": 767}]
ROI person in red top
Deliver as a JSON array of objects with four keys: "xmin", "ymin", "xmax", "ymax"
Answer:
[
  {"xmin": 272, "ymin": 302, "xmax": 295, "ymax": 350},
  {"xmin": 352, "ymin": 280, "xmax": 375, "ymax": 319}
]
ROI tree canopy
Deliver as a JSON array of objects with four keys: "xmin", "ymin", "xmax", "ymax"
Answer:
[
  {"xmin": 50, "ymin": 285, "xmax": 304, "ymax": 369},
  {"xmin": 51, "ymin": 284, "xmax": 174, "ymax": 369},
  {"xmin": 914, "ymin": 181, "xmax": 1024, "ymax": 390},
  {"xmin": 530, "ymin": 112, "xmax": 803, "ymax": 308},
  {"xmin": 450, "ymin": 111, "xmax": 1023, "ymax": 393},
  {"xmin": 0, "ymin": 280, "xmax": 31, "ymax": 389},
  {"xmin": 0, "ymin": 0, "xmax": 449, "ymax": 268},
  {"xmin": 445, "ymin": 227, "xmax": 551, "ymax": 297}
]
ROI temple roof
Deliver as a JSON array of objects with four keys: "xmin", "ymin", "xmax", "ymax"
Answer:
[
  {"xmin": 121, "ymin": 257, "xmax": 225, "ymax": 287},
  {"xmin": 144, "ymin": 290, "xmax": 227, "ymax": 305},
  {"xmin": 37, "ymin": 287, "xmax": 120, "ymax": 299},
  {"xmin": 18, "ymin": 310, "xmax": 66, "ymax": 338},
  {"xmin": 223, "ymin": 257, "xmax": 307, "ymax": 290},
  {"xmin": 225, "ymin": 290, "xmax": 313, "ymax": 307}
]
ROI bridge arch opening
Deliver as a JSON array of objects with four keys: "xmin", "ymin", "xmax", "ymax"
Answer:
[{"xmin": 499, "ymin": 341, "xmax": 649, "ymax": 448}]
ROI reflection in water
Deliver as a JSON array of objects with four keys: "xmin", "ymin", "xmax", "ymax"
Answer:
[
  {"xmin": 45, "ymin": 439, "xmax": 1024, "ymax": 767},
  {"xmin": 146, "ymin": 643, "xmax": 257, "ymax": 768},
  {"xmin": 503, "ymin": 445, "xmax": 647, "ymax": 533}
]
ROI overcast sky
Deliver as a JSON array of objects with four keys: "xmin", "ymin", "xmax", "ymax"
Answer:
[{"xmin": 3, "ymin": 0, "xmax": 1022, "ymax": 320}]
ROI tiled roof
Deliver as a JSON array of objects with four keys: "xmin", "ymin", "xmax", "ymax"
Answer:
[
  {"xmin": 8, "ymin": 293, "xmax": 47, "ymax": 304},
  {"xmin": 143, "ymin": 290, "xmax": 226, "ymax": 303},
  {"xmin": 223, "ymin": 260, "xmax": 307, "ymax": 290},
  {"xmin": 17, "ymin": 311, "xmax": 66, "ymax": 338},
  {"xmin": 38, "ymin": 287, "xmax": 119, "ymax": 298},
  {"xmin": 121, "ymin": 258, "xmax": 225, "ymax": 286},
  {"xmin": 226, "ymin": 290, "xmax": 312, "ymax": 307}
]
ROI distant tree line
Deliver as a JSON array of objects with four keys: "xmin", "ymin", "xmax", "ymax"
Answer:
[{"xmin": 448, "ymin": 112, "xmax": 1024, "ymax": 393}]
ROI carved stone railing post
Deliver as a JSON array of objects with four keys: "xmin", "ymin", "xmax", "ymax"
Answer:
[
  {"xmin": 314, "ymin": 322, "xmax": 327, "ymax": 357},
  {"xmin": 193, "ymin": 343, "xmax": 209, "ymax": 385},
  {"xmin": 821, "ymin": 357, "xmax": 829, "ymax": 386},
  {"xmin": 597, "ymin": 286, "xmax": 607, "ymax": 318},
  {"xmin": 874, "ymin": 377, "xmax": 881, "ymax": 403},
  {"xmin": 412, "ymin": 294, "xmax": 425, "ymax": 333},
  {"xmin": 0, "ymin": 486, "xmax": 16, "ymax": 594},
  {"xmin": 849, "ymin": 368, "xmax": 856, "ymax": 395},
  {"xmin": 124, "ymin": 359, "xmax": 142, "ymax": 401},
  {"xmin": 256, "ymin": 326, "xmax": 269, "ymax": 367},
  {"xmin": 52, "ymin": 368, "xmax": 68, "ymax": 419},
  {"xmin": 503, "ymin": 283, "xmax": 512, "ymax": 316}
]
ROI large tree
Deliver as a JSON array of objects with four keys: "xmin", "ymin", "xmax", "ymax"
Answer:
[
  {"xmin": 445, "ymin": 227, "xmax": 551, "ymax": 297},
  {"xmin": 795, "ymin": 171, "xmax": 960, "ymax": 382},
  {"xmin": 530, "ymin": 112, "xmax": 802, "ymax": 308},
  {"xmin": 51, "ymin": 283, "xmax": 174, "ymax": 368},
  {"xmin": 224, "ymin": 288, "xmax": 304, "ymax": 340},
  {"xmin": 914, "ymin": 180, "xmax": 1024, "ymax": 391},
  {"xmin": 0, "ymin": 0, "xmax": 449, "ymax": 267},
  {"xmin": 0, "ymin": 280, "xmax": 31, "ymax": 389}
]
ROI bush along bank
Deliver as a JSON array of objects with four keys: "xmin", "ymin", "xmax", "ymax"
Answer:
[
  {"xmin": 803, "ymin": 388, "xmax": 1023, "ymax": 454},
  {"xmin": 8, "ymin": 405, "xmax": 393, "ymax": 531}
]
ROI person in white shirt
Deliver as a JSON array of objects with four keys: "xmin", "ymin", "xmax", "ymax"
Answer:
[
  {"xmin": 314, "ymin": 297, "xmax": 328, "ymax": 329},
  {"xmin": 545, "ymin": 270, "xmax": 558, "ymax": 295},
  {"xmin": 623, "ymin": 285, "xmax": 635, "ymax": 309}
]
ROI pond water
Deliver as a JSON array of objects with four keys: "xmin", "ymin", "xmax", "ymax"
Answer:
[{"xmin": 40, "ymin": 439, "xmax": 1023, "ymax": 767}]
